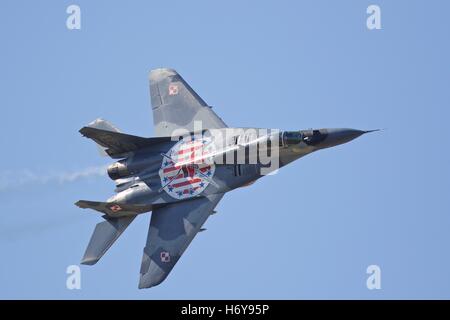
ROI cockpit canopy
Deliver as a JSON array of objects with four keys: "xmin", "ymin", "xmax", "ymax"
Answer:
[
  {"xmin": 282, "ymin": 131, "xmax": 303, "ymax": 145},
  {"xmin": 281, "ymin": 129, "xmax": 328, "ymax": 146}
]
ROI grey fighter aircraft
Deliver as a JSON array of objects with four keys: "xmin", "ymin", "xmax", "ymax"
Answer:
[{"xmin": 76, "ymin": 68, "xmax": 375, "ymax": 289}]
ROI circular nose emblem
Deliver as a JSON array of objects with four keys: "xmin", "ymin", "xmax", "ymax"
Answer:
[{"xmin": 159, "ymin": 135, "xmax": 215, "ymax": 200}]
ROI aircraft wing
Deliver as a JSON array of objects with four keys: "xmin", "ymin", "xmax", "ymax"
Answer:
[
  {"xmin": 139, "ymin": 193, "xmax": 224, "ymax": 288},
  {"xmin": 79, "ymin": 126, "xmax": 172, "ymax": 158},
  {"xmin": 149, "ymin": 68, "xmax": 227, "ymax": 137}
]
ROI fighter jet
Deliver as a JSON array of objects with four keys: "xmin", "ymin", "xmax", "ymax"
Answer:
[{"xmin": 76, "ymin": 68, "xmax": 376, "ymax": 289}]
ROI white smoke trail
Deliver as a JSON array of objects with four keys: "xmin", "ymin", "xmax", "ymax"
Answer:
[{"xmin": 0, "ymin": 165, "xmax": 108, "ymax": 191}]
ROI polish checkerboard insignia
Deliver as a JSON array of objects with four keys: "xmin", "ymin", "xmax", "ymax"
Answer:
[
  {"xmin": 109, "ymin": 204, "xmax": 123, "ymax": 212},
  {"xmin": 159, "ymin": 135, "xmax": 216, "ymax": 200},
  {"xmin": 168, "ymin": 84, "xmax": 179, "ymax": 96},
  {"xmin": 160, "ymin": 251, "xmax": 171, "ymax": 263}
]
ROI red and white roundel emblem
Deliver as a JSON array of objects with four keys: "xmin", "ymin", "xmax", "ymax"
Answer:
[
  {"xmin": 159, "ymin": 135, "xmax": 215, "ymax": 200},
  {"xmin": 109, "ymin": 204, "xmax": 122, "ymax": 213},
  {"xmin": 168, "ymin": 84, "xmax": 179, "ymax": 96},
  {"xmin": 160, "ymin": 251, "xmax": 170, "ymax": 263}
]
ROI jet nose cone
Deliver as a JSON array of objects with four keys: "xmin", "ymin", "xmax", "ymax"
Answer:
[{"xmin": 320, "ymin": 128, "xmax": 369, "ymax": 149}]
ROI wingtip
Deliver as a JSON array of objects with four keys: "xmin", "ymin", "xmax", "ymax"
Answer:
[
  {"xmin": 74, "ymin": 200, "xmax": 83, "ymax": 208},
  {"xmin": 75, "ymin": 200, "xmax": 90, "ymax": 208},
  {"xmin": 78, "ymin": 126, "xmax": 90, "ymax": 136},
  {"xmin": 80, "ymin": 257, "xmax": 99, "ymax": 266},
  {"xmin": 138, "ymin": 273, "xmax": 166, "ymax": 289},
  {"xmin": 138, "ymin": 256, "xmax": 168, "ymax": 289}
]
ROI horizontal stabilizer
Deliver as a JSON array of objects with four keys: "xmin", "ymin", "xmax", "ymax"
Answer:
[
  {"xmin": 75, "ymin": 200, "xmax": 153, "ymax": 217},
  {"xmin": 79, "ymin": 126, "xmax": 173, "ymax": 158},
  {"xmin": 81, "ymin": 215, "xmax": 136, "ymax": 265}
]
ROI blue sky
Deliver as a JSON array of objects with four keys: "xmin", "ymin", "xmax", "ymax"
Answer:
[{"xmin": 1, "ymin": 0, "xmax": 449, "ymax": 299}]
